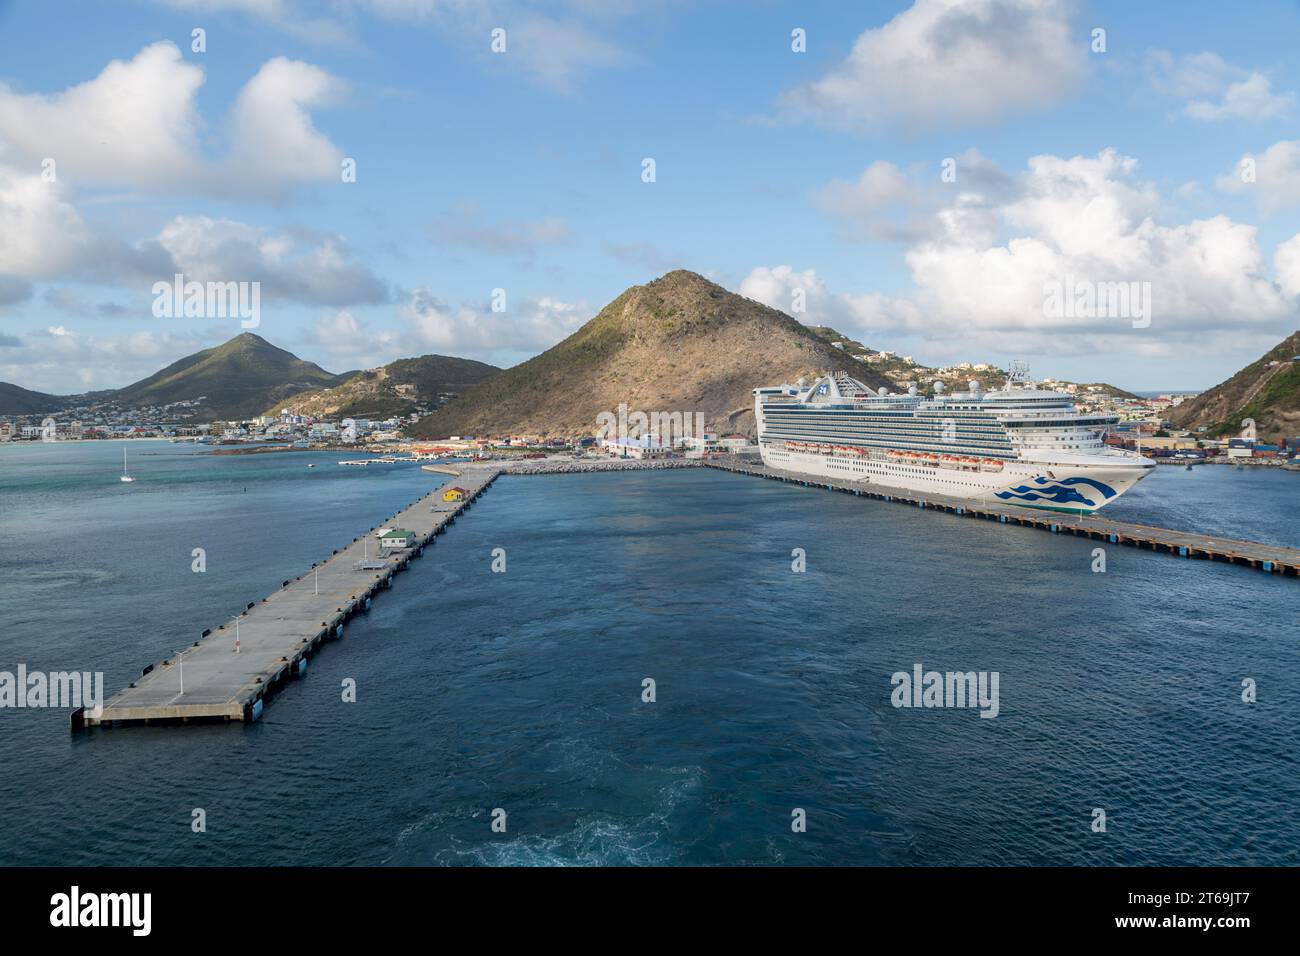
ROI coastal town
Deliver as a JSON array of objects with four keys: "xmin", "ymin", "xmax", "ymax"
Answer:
[{"xmin": 4, "ymin": 377, "xmax": 1297, "ymax": 468}]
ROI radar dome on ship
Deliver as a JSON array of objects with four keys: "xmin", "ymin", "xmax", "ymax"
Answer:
[
  {"xmin": 933, "ymin": 381, "xmax": 945, "ymax": 394},
  {"xmin": 969, "ymin": 380, "xmax": 982, "ymax": 394},
  {"xmin": 907, "ymin": 384, "xmax": 918, "ymax": 396}
]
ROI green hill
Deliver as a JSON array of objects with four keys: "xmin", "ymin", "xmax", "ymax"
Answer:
[
  {"xmin": 0, "ymin": 382, "xmax": 67, "ymax": 416},
  {"xmin": 112, "ymin": 332, "xmax": 350, "ymax": 420},
  {"xmin": 266, "ymin": 354, "xmax": 500, "ymax": 420},
  {"xmin": 410, "ymin": 270, "xmax": 894, "ymax": 438}
]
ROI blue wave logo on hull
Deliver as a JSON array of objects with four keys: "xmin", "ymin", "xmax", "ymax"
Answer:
[{"xmin": 994, "ymin": 475, "xmax": 1117, "ymax": 506}]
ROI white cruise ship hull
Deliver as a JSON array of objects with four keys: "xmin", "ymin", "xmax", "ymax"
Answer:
[{"xmin": 759, "ymin": 445, "xmax": 1150, "ymax": 514}]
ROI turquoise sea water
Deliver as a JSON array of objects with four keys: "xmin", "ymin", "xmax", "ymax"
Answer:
[{"xmin": 0, "ymin": 442, "xmax": 1296, "ymax": 865}]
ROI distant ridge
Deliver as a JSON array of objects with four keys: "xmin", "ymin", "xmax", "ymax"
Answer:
[
  {"xmin": 1169, "ymin": 331, "xmax": 1300, "ymax": 443},
  {"xmin": 110, "ymin": 332, "xmax": 351, "ymax": 420},
  {"xmin": 267, "ymin": 354, "xmax": 501, "ymax": 420},
  {"xmin": 0, "ymin": 332, "xmax": 351, "ymax": 420},
  {"xmin": 410, "ymin": 270, "xmax": 893, "ymax": 438},
  {"xmin": 0, "ymin": 381, "xmax": 66, "ymax": 416}
]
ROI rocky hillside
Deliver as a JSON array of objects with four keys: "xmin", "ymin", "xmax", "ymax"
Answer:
[
  {"xmin": 266, "ymin": 354, "xmax": 500, "ymax": 420},
  {"xmin": 1169, "ymin": 331, "xmax": 1300, "ymax": 442},
  {"xmin": 410, "ymin": 270, "xmax": 894, "ymax": 438},
  {"xmin": 806, "ymin": 326, "xmax": 1141, "ymax": 399}
]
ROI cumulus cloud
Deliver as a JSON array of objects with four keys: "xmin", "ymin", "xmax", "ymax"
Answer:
[
  {"xmin": 778, "ymin": 0, "xmax": 1084, "ymax": 131},
  {"xmin": 1218, "ymin": 140, "xmax": 1300, "ymax": 213},
  {"xmin": 1277, "ymin": 234, "xmax": 1300, "ymax": 299},
  {"xmin": 221, "ymin": 57, "xmax": 348, "ymax": 197},
  {"xmin": 300, "ymin": 309, "xmax": 407, "ymax": 369},
  {"xmin": 0, "ymin": 174, "xmax": 385, "ymax": 308},
  {"xmin": 1148, "ymin": 49, "xmax": 1295, "ymax": 122},
  {"xmin": 739, "ymin": 265, "xmax": 920, "ymax": 339},
  {"xmin": 813, "ymin": 152, "xmax": 1018, "ymax": 244},
  {"xmin": 0, "ymin": 42, "xmax": 347, "ymax": 197},
  {"xmin": 752, "ymin": 149, "xmax": 1298, "ymax": 357},
  {"xmin": 400, "ymin": 289, "xmax": 591, "ymax": 357},
  {"xmin": 154, "ymin": 216, "xmax": 389, "ymax": 306},
  {"xmin": 0, "ymin": 42, "xmax": 203, "ymax": 190},
  {"xmin": 0, "ymin": 163, "xmax": 107, "ymax": 279},
  {"xmin": 0, "ymin": 327, "xmax": 220, "ymax": 393}
]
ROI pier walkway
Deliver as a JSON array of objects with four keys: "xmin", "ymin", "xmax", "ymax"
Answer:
[
  {"xmin": 703, "ymin": 458, "xmax": 1300, "ymax": 577},
  {"xmin": 77, "ymin": 453, "xmax": 1295, "ymax": 731},
  {"xmin": 78, "ymin": 468, "xmax": 499, "ymax": 729}
]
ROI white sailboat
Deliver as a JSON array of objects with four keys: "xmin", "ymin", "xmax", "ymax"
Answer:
[{"xmin": 120, "ymin": 447, "xmax": 136, "ymax": 483}]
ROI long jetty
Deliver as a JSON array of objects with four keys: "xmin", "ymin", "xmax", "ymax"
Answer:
[
  {"xmin": 703, "ymin": 458, "xmax": 1300, "ymax": 577},
  {"xmin": 76, "ymin": 453, "xmax": 1297, "ymax": 731},
  {"xmin": 75, "ymin": 468, "xmax": 499, "ymax": 730}
]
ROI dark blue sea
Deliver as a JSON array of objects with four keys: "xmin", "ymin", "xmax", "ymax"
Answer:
[{"xmin": 0, "ymin": 442, "xmax": 1296, "ymax": 865}]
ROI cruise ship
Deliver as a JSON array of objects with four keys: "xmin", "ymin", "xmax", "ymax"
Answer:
[{"xmin": 754, "ymin": 370, "xmax": 1155, "ymax": 513}]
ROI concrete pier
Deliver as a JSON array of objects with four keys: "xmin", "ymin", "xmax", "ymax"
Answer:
[
  {"xmin": 75, "ymin": 452, "xmax": 1296, "ymax": 732},
  {"xmin": 704, "ymin": 458, "xmax": 1300, "ymax": 577},
  {"xmin": 78, "ymin": 469, "xmax": 500, "ymax": 730}
]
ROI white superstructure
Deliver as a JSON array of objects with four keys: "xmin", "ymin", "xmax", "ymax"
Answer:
[{"xmin": 754, "ymin": 370, "xmax": 1154, "ymax": 513}]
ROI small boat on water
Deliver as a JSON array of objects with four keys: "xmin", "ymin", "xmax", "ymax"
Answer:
[
  {"xmin": 307, "ymin": 463, "xmax": 316, "ymax": 468},
  {"xmin": 120, "ymin": 448, "xmax": 135, "ymax": 483}
]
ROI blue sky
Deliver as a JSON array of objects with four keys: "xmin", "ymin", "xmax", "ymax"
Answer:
[{"xmin": 1, "ymin": 0, "xmax": 1299, "ymax": 394}]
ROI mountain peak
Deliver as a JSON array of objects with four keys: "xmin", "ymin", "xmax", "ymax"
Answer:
[
  {"xmin": 645, "ymin": 269, "xmax": 716, "ymax": 289},
  {"xmin": 412, "ymin": 273, "xmax": 891, "ymax": 438}
]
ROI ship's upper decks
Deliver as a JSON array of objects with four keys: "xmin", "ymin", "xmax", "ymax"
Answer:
[{"xmin": 756, "ymin": 373, "xmax": 1088, "ymax": 417}]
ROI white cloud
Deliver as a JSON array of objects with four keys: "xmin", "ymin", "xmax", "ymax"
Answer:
[
  {"xmin": 499, "ymin": 12, "xmax": 625, "ymax": 94},
  {"xmin": 303, "ymin": 309, "xmax": 406, "ymax": 369},
  {"xmin": 812, "ymin": 151, "xmax": 1016, "ymax": 244},
  {"xmin": 816, "ymin": 161, "xmax": 913, "ymax": 216},
  {"xmin": 753, "ymin": 149, "xmax": 1298, "ymax": 358},
  {"xmin": 0, "ymin": 327, "xmax": 220, "ymax": 393},
  {"xmin": 0, "ymin": 42, "xmax": 203, "ymax": 190},
  {"xmin": 400, "ymin": 289, "xmax": 591, "ymax": 356},
  {"xmin": 0, "ymin": 157, "xmax": 383, "ymax": 304},
  {"xmin": 0, "ymin": 42, "xmax": 347, "ymax": 197},
  {"xmin": 1277, "ymin": 234, "xmax": 1300, "ymax": 299},
  {"xmin": 0, "ymin": 164, "xmax": 99, "ymax": 278},
  {"xmin": 1218, "ymin": 140, "xmax": 1300, "ymax": 213},
  {"xmin": 1148, "ymin": 49, "xmax": 1295, "ymax": 122},
  {"xmin": 778, "ymin": 0, "xmax": 1084, "ymax": 131},
  {"xmin": 221, "ymin": 57, "xmax": 348, "ymax": 197},
  {"xmin": 155, "ymin": 216, "xmax": 388, "ymax": 306},
  {"xmin": 738, "ymin": 265, "xmax": 920, "ymax": 338}
]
